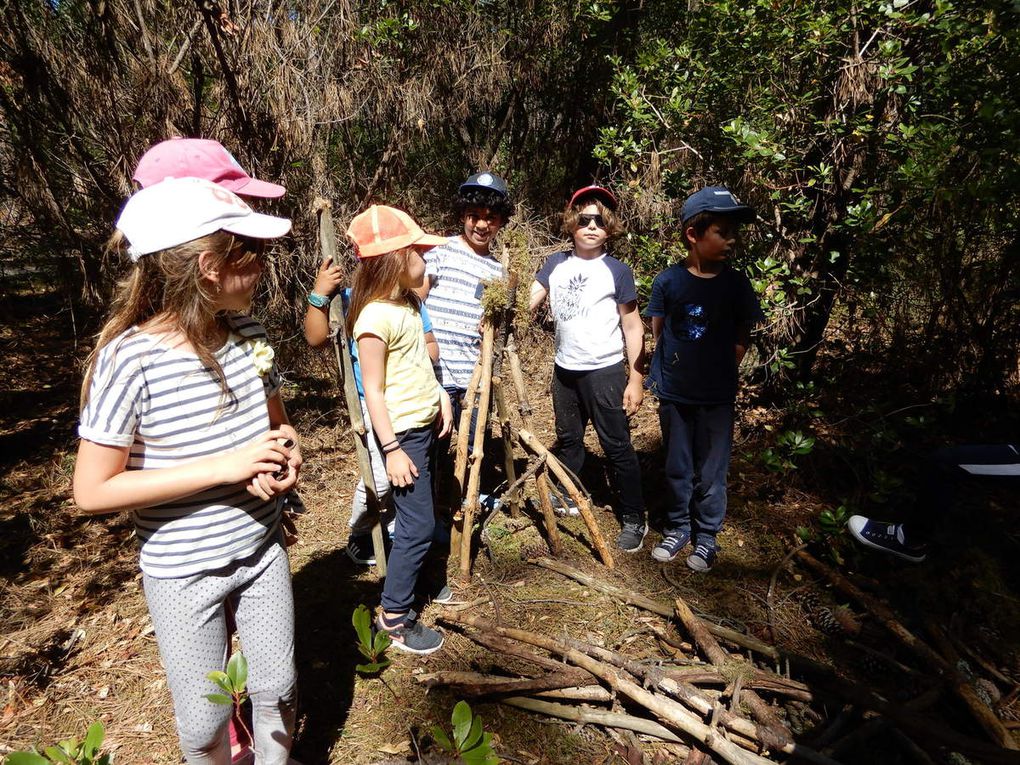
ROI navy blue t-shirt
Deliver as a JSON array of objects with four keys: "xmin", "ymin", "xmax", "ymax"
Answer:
[{"xmin": 645, "ymin": 264, "xmax": 764, "ymax": 405}]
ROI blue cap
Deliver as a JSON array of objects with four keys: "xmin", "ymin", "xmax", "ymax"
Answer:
[
  {"xmin": 681, "ymin": 186, "xmax": 755, "ymax": 224},
  {"xmin": 459, "ymin": 172, "xmax": 508, "ymax": 198}
]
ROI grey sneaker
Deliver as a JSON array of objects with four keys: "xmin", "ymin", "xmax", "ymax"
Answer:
[
  {"xmin": 616, "ymin": 521, "xmax": 648, "ymax": 552},
  {"xmin": 651, "ymin": 531, "xmax": 691, "ymax": 562},
  {"xmin": 376, "ymin": 609, "xmax": 444, "ymax": 655},
  {"xmin": 686, "ymin": 542, "xmax": 718, "ymax": 572},
  {"xmin": 433, "ymin": 585, "xmax": 455, "ymax": 604}
]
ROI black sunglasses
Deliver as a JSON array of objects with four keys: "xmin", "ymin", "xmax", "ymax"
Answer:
[{"xmin": 576, "ymin": 213, "xmax": 606, "ymax": 229}]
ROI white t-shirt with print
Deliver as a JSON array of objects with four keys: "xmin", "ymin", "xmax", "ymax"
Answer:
[{"xmin": 535, "ymin": 250, "xmax": 638, "ymax": 371}]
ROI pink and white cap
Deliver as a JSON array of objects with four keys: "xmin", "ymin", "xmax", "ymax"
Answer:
[
  {"xmin": 116, "ymin": 177, "xmax": 292, "ymax": 261},
  {"xmin": 133, "ymin": 138, "xmax": 286, "ymax": 198}
]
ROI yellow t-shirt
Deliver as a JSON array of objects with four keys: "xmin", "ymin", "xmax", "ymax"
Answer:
[{"xmin": 353, "ymin": 301, "xmax": 441, "ymax": 432}]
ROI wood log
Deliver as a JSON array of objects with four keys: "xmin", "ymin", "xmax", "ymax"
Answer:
[
  {"xmin": 500, "ymin": 696, "xmax": 689, "ymax": 749},
  {"xmin": 491, "ymin": 377, "xmax": 521, "ymax": 518},
  {"xmin": 532, "ymin": 557, "xmax": 787, "ymax": 661},
  {"xmin": 532, "ymin": 686, "xmax": 614, "ymax": 702},
  {"xmin": 319, "ymin": 202, "xmax": 387, "ymax": 576},
  {"xmin": 459, "ymin": 322, "xmax": 496, "ymax": 581},
  {"xmin": 449, "ymin": 356, "xmax": 484, "ymax": 562},
  {"xmin": 505, "ymin": 335, "xmax": 561, "ymax": 554},
  {"xmin": 515, "ymin": 428, "xmax": 614, "ymax": 568},
  {"xmin": 416, "ymin": 669, "xmax": 594, "ymax": 696},
  {"xmin": 675, "ymin": 596, "xmax": 790, "ymax": 741},
  {"xmin": 441, "ymin": 612, "xmax": 784, "ymax": 765},
  {"xmin": 796, "ymin": 549, "xmax": 1018, "ymax": 750},
  {"xmin": 552, "ymin": 633, "xmax": 836, "ymax": 765}
]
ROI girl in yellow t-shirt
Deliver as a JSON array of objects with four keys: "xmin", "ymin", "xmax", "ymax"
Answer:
[{"xmin": 347, "ymin": 205, "xmax": 453, "ymax": 655}]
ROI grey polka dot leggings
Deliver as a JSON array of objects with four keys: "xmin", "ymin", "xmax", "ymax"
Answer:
[{"xmin": 143, "ymin": 538, "xmax": 296, "ymax": 765}]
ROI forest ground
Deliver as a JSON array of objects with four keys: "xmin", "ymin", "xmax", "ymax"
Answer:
[{"xmin": 2, "ymin": 291, "xmax": 1019, "ymax": 764}]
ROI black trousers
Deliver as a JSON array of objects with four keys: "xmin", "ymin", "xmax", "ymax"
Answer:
[{"xmin": 552, "ymin": 363, "xmax": 645, "ymax": 524}]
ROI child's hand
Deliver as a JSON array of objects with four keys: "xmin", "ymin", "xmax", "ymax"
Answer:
[
  {"xmin": 217, "ymin": 430, "xmax": 292, "ymax": 487},
  {"xmin": 436, "ymin": 389, "xmax": 453, "ymax": 439},
  {"xmin": 623, "ymin": 379, "xmax": 644, "ymax": 416},
  {"xmin": 386, "ymin": 448, "xmax": 419, "ymax": 488},
  {"xmin": 312, "ymin": 254, "xmax": 343, "ymax": 297}
]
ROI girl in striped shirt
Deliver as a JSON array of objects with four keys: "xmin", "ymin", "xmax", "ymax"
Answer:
[{"xmin": 73, "ymin": 177, "xmax": 299, "ymax": 764}]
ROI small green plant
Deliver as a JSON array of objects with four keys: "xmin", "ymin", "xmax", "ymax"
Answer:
[
  {"xmin": 431, "ymin": 700, "xmax": 499, "ymax": 764},
  {"xmin": 353, "ymin": 604, "xmax": 391, "ymax": 674},
  {"xmin": 5, "ymin": 721, "xmax": 111, "ymax": 765},
  {"xmin": 761, "ymin": 429, "xmax": 816, "ymax": 472},
  {"xmin": 818, "ymin": 505, "xmax": 851, "ymax": 537},
  {"xmin": 204, "ymin": 652, "xmax": 251, "ymax": 745}
]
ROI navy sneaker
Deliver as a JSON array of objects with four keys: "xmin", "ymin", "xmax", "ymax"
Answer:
[
  {"xmin": 847, "ymin": 516, "xmax": 927, "ymax": 563},
  {"xmin": 686, "ymin": 542, "xmax": 718, "ymax": 572},
  {"xmin": 616, "ymin": 521, "xmax": 648, "ymax": 552},
  {"xmin": 376, "ymin": 609, "xmax": 444, "ymax": 655},
  {"xmin": 651, "ymin": 531, "xmax": 691, "ymax": 562}
]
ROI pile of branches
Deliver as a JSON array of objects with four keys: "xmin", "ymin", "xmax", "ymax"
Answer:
[{"xmin": 420, "ymin": 555, "xmax": 1020, "ymax": 765}]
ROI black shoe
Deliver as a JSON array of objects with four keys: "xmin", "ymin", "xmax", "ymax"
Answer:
[{"xmin": 616, "ymin": 521, "xmax": 648, "ymax": 552}]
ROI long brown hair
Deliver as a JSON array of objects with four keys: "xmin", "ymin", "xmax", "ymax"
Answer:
[
  {"xmin": 347, "ymin": 247, "xmax": 422, "ymax": 331},
  {"xmin": 80, "ymin": 230, "xmax": 260, "ymax": 410}
]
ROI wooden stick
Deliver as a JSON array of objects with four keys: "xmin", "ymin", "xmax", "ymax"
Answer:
[
  {"xmin": 796, "ymin": 549, "xmax": 1018, "ymax": 750},
  {"xmin": 416, "ymin": 669, "xmax": 594, "ymax": 696},
  {"xmin": 318, "ymin": 202, "xmax": 386, "ymax": 576},
  {"xmin": 550, "ymin": 633, "xmax": 837, "ymax": 765},
  {"xmin": 531, "ymin": 557, "xmax": 786, "ymax": 659},
  {"xmin": 441, "ymin": 613, "xmax": 776, "ymax": 765},
  {"xmin": 500, "ymin": 696, "xmax": 689, "ymax": 748},
  {"xmin": 674, "ymin": 596, "xmax": 791, "ymax": 743},
  {"xmin": 491, "ymin": 376, "xmax": 521, "ymax": 518},
  {"xmin": 459, "ymin": 322, "xmax": 496, "ymax": 581},
  {"xmin": 505, "ymin": 335, "xmax": 561, "ymax": 554},
  {"xmin": 532, "ymin": 686, "xmax": 614, "ymax": 702},
  {"xmin": 515, "ymin": 428, "xmax": 614, "ymax": 568},
  {"xmin": 448, "ymin": 361, "xmax": 483, "ymax": 564}
]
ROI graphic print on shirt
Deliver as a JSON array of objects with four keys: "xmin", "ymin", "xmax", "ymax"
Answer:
[
  {"xmin": 554, "ymin": 273, "xmax": 588, "ymax": 322},
  {"xmin": 673, "ymin": 303, "xmax": 708, "ymax": 341}
]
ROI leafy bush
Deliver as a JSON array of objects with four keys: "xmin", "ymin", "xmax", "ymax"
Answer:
[
  {"xmin": 353, "ymin": 604, "xmax": 391, "ymax": 674},
  {"xmin": 431, "ymin": 700, "xmax": 499, "ymax": 764},
  {"xmin": 5, "ymin": 722, "xmax": 111, "ymax": 765}
]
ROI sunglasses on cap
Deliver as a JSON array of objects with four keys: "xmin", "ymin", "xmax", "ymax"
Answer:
[{"xmin": 576, "ymin": 213, "xmax": 606, "ymax": 229}]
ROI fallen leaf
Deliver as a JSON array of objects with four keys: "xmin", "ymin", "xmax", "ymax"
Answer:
[{"xmin": 376, "ymin": 741, "xmax": 410, "ymax": 755}]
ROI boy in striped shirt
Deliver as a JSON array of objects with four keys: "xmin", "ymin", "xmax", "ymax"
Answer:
[{"xmin": 419, "ymin": 172, "xmax": 513, "ymax": 429}]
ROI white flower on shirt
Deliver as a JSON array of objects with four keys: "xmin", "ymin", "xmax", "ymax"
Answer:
[{"xmin": 246, "ymin": 338, "xmax": 275, "ymax": 376}]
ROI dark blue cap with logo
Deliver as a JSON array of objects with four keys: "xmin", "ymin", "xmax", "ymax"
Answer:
[
  {"xmin": 681, "ymin": 186, "xmax": 755, "ymax": 224},
  {"xmin": 460, "ymin": 171, "xmax": 509, "ymax": 199}
]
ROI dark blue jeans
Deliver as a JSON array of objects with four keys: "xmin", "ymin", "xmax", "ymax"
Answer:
[
  {"xmin": 380, "ymin": 423, "xmax": 436, "ymax": 614},
  {"xmin": 552, "ymin": 363, "xmax": 645, "ymax": 524},
  {"xmin": 658, "ymin": 400, "xmax": 734, "ymax": 547}
]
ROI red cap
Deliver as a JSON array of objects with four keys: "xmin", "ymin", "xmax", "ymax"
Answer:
[
  {"xmin": 569, "ymin": 185, "xmax": 618, "ymax": 210},
  {"xmin": 133, "ymin": 138, "xmax": 285, "ymax": 198},
  {"xmin": 346, "ymin": 205, "xmax": 446, "ymax": 259}
]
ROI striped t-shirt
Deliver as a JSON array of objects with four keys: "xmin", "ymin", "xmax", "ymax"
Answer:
[
  {"xmin": 423, "ymin": 235, "xmax": 504, "ymax": 388},
  {"xmin": 78, "ymin": 315, "xmax": 283, "ymax": 579}
]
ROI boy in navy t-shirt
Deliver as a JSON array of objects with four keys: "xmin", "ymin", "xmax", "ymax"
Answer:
[
  {"xmin": 530, "ymin": 186, "xmax": 648, "ymax": 553},
  {"xmin": 645, "ymin": 187, "xmax": 765, "ymax": 571}
]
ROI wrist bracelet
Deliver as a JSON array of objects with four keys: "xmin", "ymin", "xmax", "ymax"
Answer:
[
  {"xmin": 383, "ymin": 444, "xmax": 401, "ymax": 454},
  {"xmin": 307, "ymin": 292, "xmax": 331, "ymax": 308},
  {"xmin": 380, "ymin": 439, "xmax": 398, "ymax": 450}
]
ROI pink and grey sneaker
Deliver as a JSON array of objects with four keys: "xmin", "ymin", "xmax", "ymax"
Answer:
[{"xmin": 376, "ymin": 609, "xmax": 444, "ymax": 655}]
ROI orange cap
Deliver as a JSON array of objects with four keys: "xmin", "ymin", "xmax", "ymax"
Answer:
[{"xmin": 346, "ymin": 205, "xmax": 446, "ymax": 259}]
